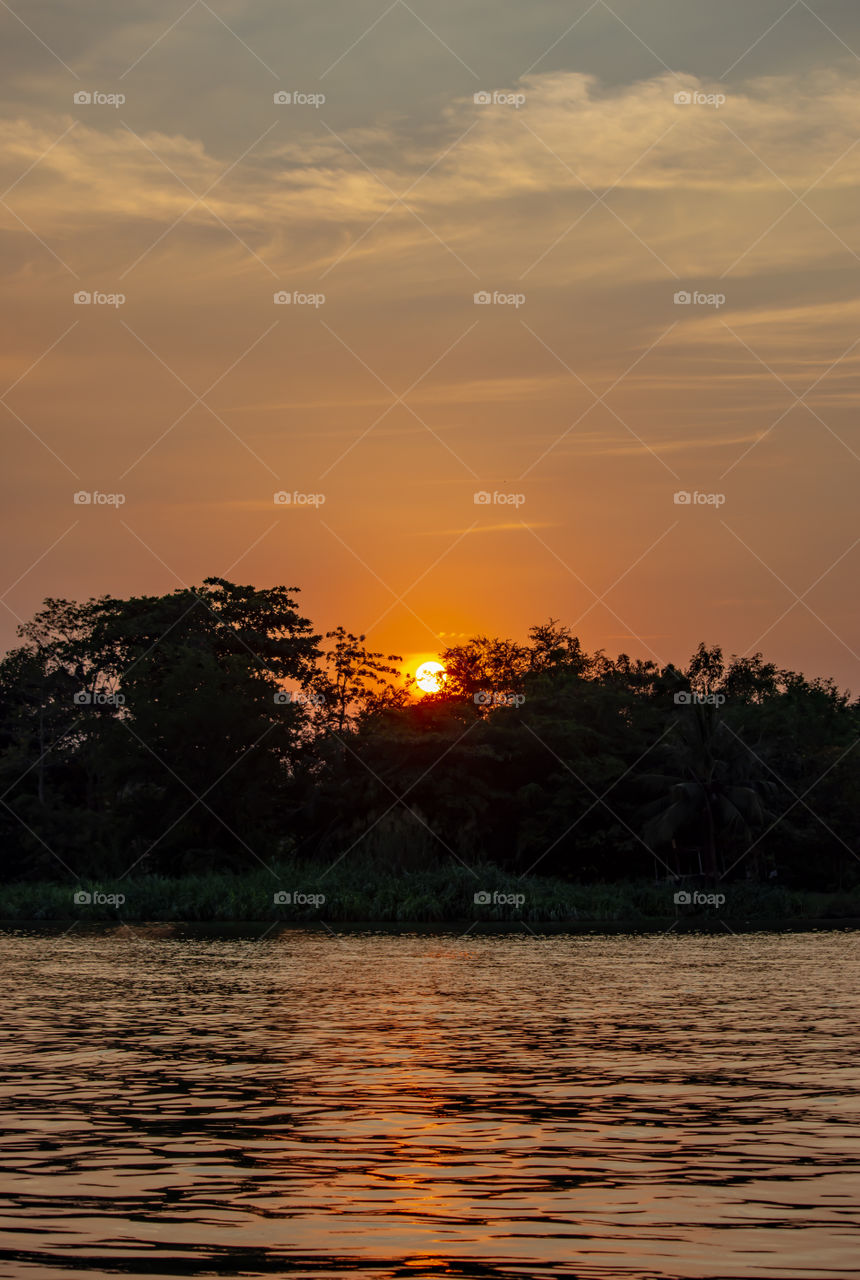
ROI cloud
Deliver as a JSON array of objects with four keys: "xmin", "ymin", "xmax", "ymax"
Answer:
[
  {"xmin": 423, "ymin": 522, "xmax": 560, "ymax": 535},
  {"xmin": 4, "ymin": 65, "xmax": 860, "ymax": 285}
]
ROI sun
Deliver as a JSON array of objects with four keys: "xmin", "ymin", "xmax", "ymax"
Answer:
[{"xmin": 415, "ymin": 661, "xmax": 446, "ymax": 694}]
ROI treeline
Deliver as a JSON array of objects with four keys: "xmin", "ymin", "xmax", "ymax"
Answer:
[{"xmin": 0, "ymin": 577, "xmax": 857, "ymax": 888}]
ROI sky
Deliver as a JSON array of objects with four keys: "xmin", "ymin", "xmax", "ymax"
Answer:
[{"xmin": 2, "ymin": 0, "xmax": 859, "ymax": 689}]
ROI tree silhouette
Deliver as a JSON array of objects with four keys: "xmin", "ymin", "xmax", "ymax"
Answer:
[{"xmin": 641, "ymin": 703, "xmax": 778, "ymax": 879}]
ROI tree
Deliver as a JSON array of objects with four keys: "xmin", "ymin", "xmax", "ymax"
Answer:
[
  {"xmin": 311, "ymin": 628, "xmax": 405, "ymax": 734},
  {"xmin": 1, "ymin": 593, "xmax": 858, "ymax": 892},
  {"xmin": 0, "ymin": 580, "xmax": 322, "ymax": 876},
  {"xmin": 641, "ymin": 702, "xmax": 778, "ymax": 879}
]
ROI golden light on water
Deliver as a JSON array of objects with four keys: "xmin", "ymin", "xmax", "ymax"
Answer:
[{"xmin": 415, "ymin": 661, "xmax": 446, "ymax": 694}]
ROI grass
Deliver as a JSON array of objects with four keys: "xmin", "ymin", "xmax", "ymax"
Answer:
[{"xmin": 1, "ymin": 861, "xmax": 859, "ymax": 924}]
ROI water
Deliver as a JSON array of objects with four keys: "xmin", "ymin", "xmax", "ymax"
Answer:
[{"xmin": 0, "ymin": 926, "xmax": 858, "ymax": 1279}]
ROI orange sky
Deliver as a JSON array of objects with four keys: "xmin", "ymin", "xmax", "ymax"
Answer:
[{"xmin": 2, "ymin": 1, "xmax": 859, "ymax": 689}]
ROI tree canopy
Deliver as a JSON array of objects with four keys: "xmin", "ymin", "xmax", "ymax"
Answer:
[{"xmin": 1, "ymin": 580, "xmax": 857, "ymax": 889}]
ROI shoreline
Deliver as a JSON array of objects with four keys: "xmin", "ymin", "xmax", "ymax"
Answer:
[{"xmin": 3, "ymin": 916, "xmax": 860, "ymax": 934}]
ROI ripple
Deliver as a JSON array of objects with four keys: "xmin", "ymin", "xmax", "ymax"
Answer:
[{"xmin": 0, "ymin": 929, "xmax": 858, "ymax": 1278}]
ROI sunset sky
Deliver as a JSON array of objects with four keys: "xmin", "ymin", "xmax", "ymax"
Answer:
[{"xmin": 2, "ymin": 0, "xmax": 859, "ymax": 688}]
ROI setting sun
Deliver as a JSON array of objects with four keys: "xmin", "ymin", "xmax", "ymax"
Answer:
[{"xmin": 415, "ymin": 661, "xmax": 447, "ymax": 694}]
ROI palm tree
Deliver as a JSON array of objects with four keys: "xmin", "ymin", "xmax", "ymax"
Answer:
[{"xmin": 641, "ymin": 703, "xmax": 778, "ymax": 879}]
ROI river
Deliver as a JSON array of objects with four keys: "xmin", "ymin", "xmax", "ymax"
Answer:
[{"xmin": 0, "ymin": 926, "xmax": 857, "ymax": 1278}]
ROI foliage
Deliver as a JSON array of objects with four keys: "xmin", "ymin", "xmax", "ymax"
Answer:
[
  {"xmin": 1, "ymin": 584, "xmax": 858, "ymax": 899},
  {"xmin": 1, "ymin": 863, "xmax": 856, "ymax": 923}
]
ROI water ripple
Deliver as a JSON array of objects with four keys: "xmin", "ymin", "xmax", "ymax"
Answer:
[{"xmin": 0, "ymin": 928, "xmax": 858, "ymax": 1278}]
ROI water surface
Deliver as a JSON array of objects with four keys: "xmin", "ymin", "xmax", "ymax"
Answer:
[{"xmin": 0, "ymin": 927, "xmax": 858, "ymax": 1278}]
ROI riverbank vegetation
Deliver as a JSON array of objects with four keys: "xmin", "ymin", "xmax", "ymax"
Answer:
[
  {"xmin": 1, "ymin": 578, "xmax": 858, "ymax": 912},
  {"xmin": 3, "ymin": 864, "xmax": 859, "ymax": 924}
]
